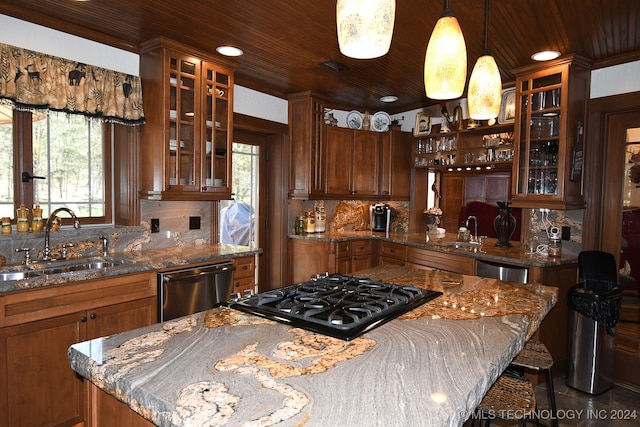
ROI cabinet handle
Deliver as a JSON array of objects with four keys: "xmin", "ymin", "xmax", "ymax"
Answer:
[
  {"xmin": 90, "ymin": 313, "xmax": 97, "ymax": 320},
  {"xmin": 235, "ymin": 282, "xmax": 240, "ymax": 288},
  {"xmin": 243, "ymin": 265, "xmax": 248, "ymax": 271},
  {"xmin": 166, "ymin": 185, "xmax": 172, "ymax": 190},
  {"xmin": 390, "ymin": 249, "xmax": 394, "ymax": 253},
  {"xmin": 80, "ymin": 316, "xmax": 87, "ymax": 323},
  {"xmin": 202, "ymin": 186, "xmax": 207, "ymax": 190}
]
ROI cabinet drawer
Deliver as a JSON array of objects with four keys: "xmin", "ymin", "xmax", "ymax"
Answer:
[
  {"xmin": 336, "ymin": 242, "xmax": 351, "ymax": 257},
  {"xmin": 379, "ymin": 242, "xmax": 407, "ymax": 262},
  {"xmin": 406, "ymin": 248, "xmax": 473, "ymax": 275},
  {"xmin": 233, "ymin": 276, "xmax": 256, "ymax": 295},
  {"xmin": 234, "ymin": 256, "xmax": 255, "ymax": 279},
  {"xmin": 352, "ymin": 240, "xmax": 372, "ymax": 255}
]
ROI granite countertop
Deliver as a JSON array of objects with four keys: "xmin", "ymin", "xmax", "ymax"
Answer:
[
  {"xmin": 0, "ymin": 244, "xmax": 260, "ymax": 293},
  {"xmin": 289, "ymin": 231, "xmax": 578, "ymax": 267},
  {"xmin": 68, "ymin": 264, "xmax": 558, "ymax": 427}
]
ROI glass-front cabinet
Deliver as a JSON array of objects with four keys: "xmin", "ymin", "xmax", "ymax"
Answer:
[
  {"xmin": 140, "ymin": 38, "xmax": 235, "ymax": 200},
  {"xmin": 510, "ymin": 55, "xmax": 590, "ymax": 209}
]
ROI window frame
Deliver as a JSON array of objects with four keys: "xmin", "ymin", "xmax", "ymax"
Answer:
[{"xmin": 9, "ymin": 109, "xmax": 113, "ymax": 225}]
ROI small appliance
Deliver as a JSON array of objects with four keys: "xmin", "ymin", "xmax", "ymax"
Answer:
[{"xmin": 371, "ymin": 203, "xmax": 392, "ymax": 232}]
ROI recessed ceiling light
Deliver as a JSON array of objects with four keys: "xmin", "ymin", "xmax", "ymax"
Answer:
[
  {"xmin": 531, "ymin": 50, "xmax": 561, "ymax": 61},
  {"xmin": 380, "ymin": 95, "xmax": 398, "ymax": 103},
  {"xmin": 216, "ymin": 46, "xmax": 243, "ymax": 57}
]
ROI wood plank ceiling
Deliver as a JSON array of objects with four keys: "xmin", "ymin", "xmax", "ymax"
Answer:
[{"xmin": 1, "ymin": 0, "xmax": 639, "ymax": 113}]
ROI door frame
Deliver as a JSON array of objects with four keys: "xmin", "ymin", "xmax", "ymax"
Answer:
[
  {"xmin": 584, "ymin": 91, "xmax": 640, "ymax": 261},
  {"xmin": 233, "ymin": 113, "xmax": 288, "ymax": 291}
]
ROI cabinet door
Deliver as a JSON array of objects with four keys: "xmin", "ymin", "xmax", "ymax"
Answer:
[
  {"xmin": 0, "ymin": 312, "xmax": 85, "ymax": 427},
  {"xmin": 352, "ymin": 131, "xmax": 380, "ymax": 196},
  {"xmin": 201, "ymin": 61, "xmax": 233, "ymax": 195},
  {"xmin": 380, "ymin": 130, "xmax": 411, "ymax": 200},
  {"xmin": 87, "ymin": 298, "xmax": 157, "ymax": 340},
  {"xmin": 351, "ymin": 254, "xmax": 372, "ymax": 273},
  {"xmin": 511, "ymin": 56, "xmax": 589, "ymax": 209},
  {"xmin": 325, "ymin": 126, "xmax": 352, "ymax": 195},
  {"xmin": 167, "ymin": 54, "xmax": 199, "ymax": 191}
]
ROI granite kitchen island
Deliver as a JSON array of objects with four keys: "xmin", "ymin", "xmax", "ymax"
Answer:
[{"xmin": 68, "ymin": 265, "xmax": 558, "ymax": 427}]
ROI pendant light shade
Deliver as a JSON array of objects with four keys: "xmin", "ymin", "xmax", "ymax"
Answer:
[
  {"xmin": 468, "ymin": 0, "xmax": 502, "ymax": 120},
  {"xmin": 468, "ymin": 55, "xmax": 501, "ymax": 119},
  {"xmin": 424, "ymin": 3, "xmax": 467, "ymax": 100},
  {"xmin": 337, "ymin": 0, "xmax": 396, "ymax": 59}
]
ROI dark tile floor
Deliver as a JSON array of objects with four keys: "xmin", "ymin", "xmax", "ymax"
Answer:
[{"xmin": 470, "ymin": 376, "xmax": 640, "ymax": 426}]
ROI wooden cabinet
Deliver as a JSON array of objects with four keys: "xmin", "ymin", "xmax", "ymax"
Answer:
[
  {"xmin": 510, "ymin": 54, "xmax": 590, "ymax": 209},
  {"xmin": 406, "ymin": 247, "xmax": 475, "ymax": 275},
  {"xmin": 0, "ymin": 273, "xmax": 157, "ymax": 427},
  {"xmin": 336, "ymin": 240, "xmax": 374, "ymax": 274},
  {"xmin": 139, "ymin": 37, "xmax": 235, "ymax": 200},
  {"xmin": 233, "ymin": 255, "xmax": 257, "ymax": 296},
  {"xmin": 288, "ymin": 238, "xmax": 375, "ymax": 284},
  {"xmin": 289, "ymin": 239, "xmax": 333, "ymax": 285},
  {"xmin": 380, "ymin": 127, "xmax": 412, "ymax": 200},
  {"xmin": 325, "ymin": 126, "xmax": 380, "ymax": 197},
  {"xmin": 288, "ymin": 92, "xmax": 411, "ymax": 200},
  {"xmin": 378, "ymin": 241, "xmax": 407, "ymax": 266},
  {"xmin": 288, "ymin": 91, "xmax": 326, "ymax": 200}
]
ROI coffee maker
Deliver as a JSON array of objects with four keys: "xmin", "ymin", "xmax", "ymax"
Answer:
[{"xmin": 370, "ymin": 203, "xmax": 392, "ymax": 232}]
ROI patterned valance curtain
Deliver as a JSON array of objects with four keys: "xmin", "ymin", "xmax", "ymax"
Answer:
[{"xmin": 0, "ymin": 42, "xmax": 144, "ymax": 125}]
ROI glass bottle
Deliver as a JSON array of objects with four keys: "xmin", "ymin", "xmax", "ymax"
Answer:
[
  {"xmin": 16, "ymin": 205, "xmax": 29, "ymax": 232},
  {"xmin": 32, "ymin": 204, "xmax": 44, "ymax": 232}
]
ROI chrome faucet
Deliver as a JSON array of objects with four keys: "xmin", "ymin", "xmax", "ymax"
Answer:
[
  {"xmin": 98, "ymin": 234, "xmax": 109, "ymax": 256},
  {"xmin": 43, "ymin": 208, "xmax": 80, "ymax": 261},
  {"xmin": 465, "ymin": 215, "xmax": 478, "ymax": 243}
]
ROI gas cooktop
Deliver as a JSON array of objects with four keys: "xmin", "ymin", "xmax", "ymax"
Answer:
[{"xmin": 228, "ymin": 274, "xmax": 442, "ymax": 340}]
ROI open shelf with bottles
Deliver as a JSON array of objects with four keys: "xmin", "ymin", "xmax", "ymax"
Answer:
[{"xmin": 413, "ymin": 122, "xmax": 514, "ymax": 172}]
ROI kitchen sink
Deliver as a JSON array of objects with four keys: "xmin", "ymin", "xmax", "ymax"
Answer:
[
  {"xmin": 1, "ymin": 259, "xmax": 128, "ymax": 282},
  {"xmin": 0, "ymin": 271, "xmax": 42, "ymax": 281},
  {"xmin": 38, "ymin": 260, "xmax": 125, "ymax": 275}
]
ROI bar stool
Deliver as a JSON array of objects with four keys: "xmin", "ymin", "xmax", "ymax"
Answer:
[
  {"xmin": 475, "ymin": 369, "xmax": 537, "ymax": 426},
  {"xmin": 511, "ymin": 340, "xmax": 558, "ymax": 427}
]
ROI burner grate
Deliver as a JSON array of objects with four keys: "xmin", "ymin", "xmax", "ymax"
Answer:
[{"xmin": 229, "ymin": 274, "xmax": 442, "ymax": 340}]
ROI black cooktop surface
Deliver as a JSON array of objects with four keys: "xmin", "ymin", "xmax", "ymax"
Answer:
[{"xmin": 228, "ymin": 274, "xmax": 442, "ymax": 340}]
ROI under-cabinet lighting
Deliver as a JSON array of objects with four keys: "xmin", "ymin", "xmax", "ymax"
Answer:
[
  {"xmin": 216, "ymin": 46, "xmax": 244, "ymax": 57},
  {"xmin": 531, "ymin": 50, "xmax": 561, "ymax": 61}
]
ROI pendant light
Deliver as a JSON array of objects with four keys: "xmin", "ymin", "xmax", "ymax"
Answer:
[
  {"xmin": 468, "ymin": 0, "xmax": 502, "ymax": 120},
  {"xmin": 424, "ymin": 0, "xmax": 467, "ymax": 100},
  {"xmin": 337, "ymin": 0, "xmax": 396, "ymax": 59}
]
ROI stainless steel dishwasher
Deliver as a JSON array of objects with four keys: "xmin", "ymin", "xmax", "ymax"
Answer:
[{"xmin": 158, "ymin": 262, "xmax": 235, "ymax": 322}]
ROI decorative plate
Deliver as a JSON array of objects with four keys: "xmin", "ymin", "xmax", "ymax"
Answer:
[
  {"xmin": 371, "ymin": 111, "xmax": 391, "ymax": 132},
  {"xmin": 346, "ymin": 110, "xmax": 363, "ymax": 129}
]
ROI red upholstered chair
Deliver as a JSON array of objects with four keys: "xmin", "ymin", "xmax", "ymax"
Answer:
[{"xmin": 458, "ymin": 201, "xmax": 522, "ymax": 241}]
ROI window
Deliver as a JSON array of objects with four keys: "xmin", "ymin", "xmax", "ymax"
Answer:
[
  {"xmin": 219, "ymin": 142, "xmax": 259, "ymax": 247},
  {"xmin": 0, "ymin": 105, "xmax": 111, "ymax": 224}
]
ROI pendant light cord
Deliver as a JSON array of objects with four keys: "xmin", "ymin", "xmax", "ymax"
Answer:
[{"xmin": 483, "ymin": 0, "xmax": 489, "ymax": 54}]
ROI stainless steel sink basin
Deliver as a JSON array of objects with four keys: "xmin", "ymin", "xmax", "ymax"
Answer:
[
  {"xmin": 1, "ymin": 259, "xmax": 128, "ymax": 282},
  {"xmin": 38, "ymin": 260, "xmax": 124, "ymax": 275},
  {"xmin": 0, "ymin": 271, "xmax": 42, "ymax": 281}
]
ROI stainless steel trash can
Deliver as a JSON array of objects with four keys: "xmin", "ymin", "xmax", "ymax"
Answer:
[
  {"xmin": 566, "ymin": 308, "xmax": 616, "ymax": 394},
  {"xmin": 566, "ymin": 283, "xmax": 621, "ymax": 395}
]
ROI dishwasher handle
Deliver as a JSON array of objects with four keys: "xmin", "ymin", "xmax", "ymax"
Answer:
[{"xmin": 161, "ymin": 262, "xmax": 235, "ymax": 283}]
